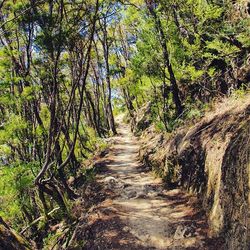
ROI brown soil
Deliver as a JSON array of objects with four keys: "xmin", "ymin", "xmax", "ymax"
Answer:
[{"xmin": 74, "ymin": 122, "xmax": 222, "ymax": 250}]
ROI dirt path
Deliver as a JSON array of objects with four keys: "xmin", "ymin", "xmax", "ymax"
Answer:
[{"xmin": 82, "ymin": 123, "xmax": 215, "ymax": 250}]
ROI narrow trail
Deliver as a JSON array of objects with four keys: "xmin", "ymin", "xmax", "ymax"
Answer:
[{"xmin": 83, "ymin": 122, "xmax": 214, "ymax": 250}]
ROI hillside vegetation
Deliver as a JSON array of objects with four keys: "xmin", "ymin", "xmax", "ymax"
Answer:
[{"xmin": 0, "ymin": 0, "xmax": 249, "ymax": 249}]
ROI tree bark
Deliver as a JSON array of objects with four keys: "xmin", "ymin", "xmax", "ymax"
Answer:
[{"xmin": 146, "ymin": 1, "xmax": 183, "ymax": 116}]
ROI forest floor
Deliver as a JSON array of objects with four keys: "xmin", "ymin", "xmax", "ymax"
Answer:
[{"xmin": 80, "ymin": 121, "xmax": 221, "ymax": 250}]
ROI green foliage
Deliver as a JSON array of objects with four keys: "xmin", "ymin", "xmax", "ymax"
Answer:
[
  {"xmin": 155, "ymin": 121, "xmax": 166, "ymax": 133},
  {"xmin": 0, "ymin": 114, "xmax": 28, "ymax": 144},
  {"xmin": 183, "ymin": 65, "xmax": 204, "ymax": 81},
  {"xmin": 206, "ymin": 39, "xmax": 240, "ymax": 57},
  {"xmin": 43, "ymin": 231, "xmax": 65, "ymax": 250},
  {"xmin": 186, "ymin": 107, "xmax": 202, "ymax": 120},
  {"xmin": 0, "ymin": 162, "xmax": 38, "ymax": 228},
  {"xmin": 231, "ymin": 86, "xmax": 249, "ymax": 99},
  {"xmin": 0, "ymin": 0, "xmax": 249, "ymax": 246}
]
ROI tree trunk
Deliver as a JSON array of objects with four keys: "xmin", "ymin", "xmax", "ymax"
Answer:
[
  {"xmin": 146, "ymin": 1, "xmax": 183, "ymax": 116},
  {"xmin": 0, "ymin": 217, "xmax": 32, "ymax": 250},
  {"xmin": 99, "ymin": 17, "xmax": 117, "ymax": 135}
]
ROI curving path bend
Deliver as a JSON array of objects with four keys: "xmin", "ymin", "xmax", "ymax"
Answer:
[{"xmin": 83, "ymin": 122, "xmax": 214, "ymax": 250}]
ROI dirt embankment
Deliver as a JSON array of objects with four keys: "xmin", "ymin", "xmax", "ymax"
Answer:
[{"xmin": 137, "ymin": 94, "xmax": 250, "ymax": 250}]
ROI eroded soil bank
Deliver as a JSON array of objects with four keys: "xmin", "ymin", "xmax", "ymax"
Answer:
[
  {"xmin": 137, "ymin": 95, "xmax": 250, "ymax": 250},
  {"xmin": 71, "ymin": 122, "xmax": 222, "ymax": 250}
]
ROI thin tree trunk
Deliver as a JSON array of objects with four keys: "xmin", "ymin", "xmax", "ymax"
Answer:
[{"xmin": 146, "ymin": 1, "xmax": 183, "ymax": 116}]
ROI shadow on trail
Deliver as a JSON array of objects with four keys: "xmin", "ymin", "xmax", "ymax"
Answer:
[{"xmin": 81, "ymin": 122, "xmax": 218, "ymax": 249}]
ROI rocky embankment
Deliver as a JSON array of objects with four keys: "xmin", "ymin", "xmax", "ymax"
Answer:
[{"xmin": 135, "ymin": 94, "xmax": 250, "ymax": 250}]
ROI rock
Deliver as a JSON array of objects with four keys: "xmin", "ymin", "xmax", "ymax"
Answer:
[
  {"xmin": 123, "ymin": 226, "xmax": 130, "ymax": 232},
  {"xmin": 104, "ymin": 176, "xmax": 117, "ymax": 183},
  {"xmin": 123, "ymin": 190, "xmax": 137, "ymax": 199},
  {"xmin": 174, "ymin": 225, "xmax": 187, "ymax": 240},
  {"xmin": 104, "ymin": 176, "xmax": 124, "ymax": 190}
]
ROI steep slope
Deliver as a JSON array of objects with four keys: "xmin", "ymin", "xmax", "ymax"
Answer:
[{"xmin": 138, "ymin": 94, "xmax": 250, "ymax": 249}]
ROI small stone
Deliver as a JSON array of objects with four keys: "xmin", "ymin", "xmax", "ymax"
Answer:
[{"xmin": 123, "ymin": 226, "xmax": 130, "ymax": 232}]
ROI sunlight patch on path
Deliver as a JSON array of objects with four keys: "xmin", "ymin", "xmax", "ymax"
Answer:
[{"xmin": 90, "ymin": 122, "xmax": 210, "ymax": 249}]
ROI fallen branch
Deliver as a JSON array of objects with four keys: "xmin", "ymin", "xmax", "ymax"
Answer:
[{"xmin": 20, "ymin": 207, "xmax": 60, "ymax": 235}]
